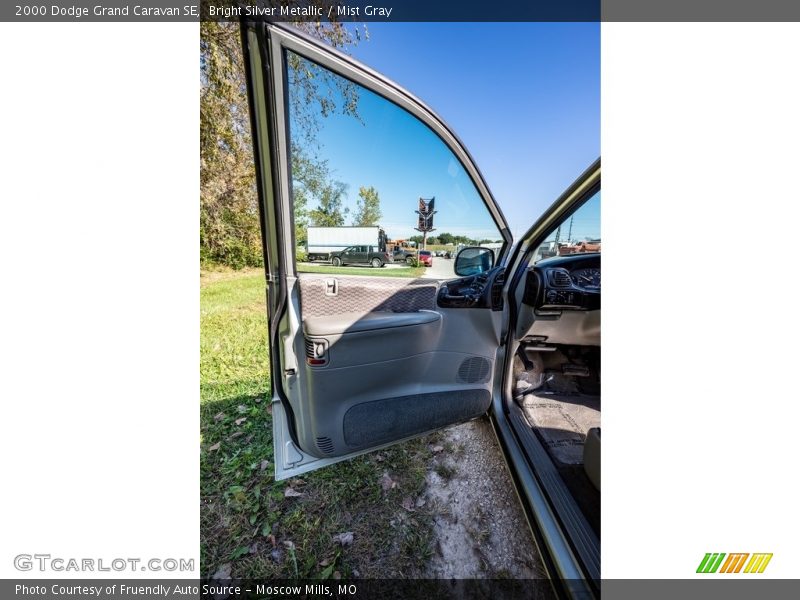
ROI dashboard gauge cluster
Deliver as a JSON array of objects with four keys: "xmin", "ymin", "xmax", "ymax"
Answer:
[
  {"xmin": 523, "ymin": 254, "xmax": 601, "ymax": 312},
  {"xmin": 570, "ymin": 267, "xmax": 601, "ymax": 291}
]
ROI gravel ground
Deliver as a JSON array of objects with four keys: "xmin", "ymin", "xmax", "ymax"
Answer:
[{"xmin": 424, "ymin": 417, "xmax": 549, "ymax": 580}]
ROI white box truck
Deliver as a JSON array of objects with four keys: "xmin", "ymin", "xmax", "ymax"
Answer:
[{"xmin": 306, "ymin": 226, "xmax": 388, "ymax": 262}]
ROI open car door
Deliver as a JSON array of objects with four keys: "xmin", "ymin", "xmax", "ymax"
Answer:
[{"xmin": 241, "ymin": 22, "xmax": 512, "ymax": 480}]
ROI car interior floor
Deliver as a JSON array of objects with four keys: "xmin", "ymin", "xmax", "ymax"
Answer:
[{"xmin": 513, "ymin": 344, "xmax": 601, "ymax": 535}]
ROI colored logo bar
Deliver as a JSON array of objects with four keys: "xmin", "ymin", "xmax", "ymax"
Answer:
[{"xmin": 697, "ymin": 553, "xmax": 772, "ymax": 573}]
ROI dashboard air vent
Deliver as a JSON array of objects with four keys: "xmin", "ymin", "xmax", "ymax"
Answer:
[
  {"xmin": 550, "ymin": 269, "xmax": 572, "ymax": 288},
  {"xmin": 491, "ymin": 268, "xmax": 506, "ymax": 311}
]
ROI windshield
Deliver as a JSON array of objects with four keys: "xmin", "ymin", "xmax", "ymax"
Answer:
[{"xmin": 531, "ymin": 191, "xmax": 600, "ymax": 264}]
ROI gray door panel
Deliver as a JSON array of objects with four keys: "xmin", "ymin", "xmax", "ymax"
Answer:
[
  {"xmin": 242, "ymin": 23, "xmax": 511, "ymax": 479},
  {"xmin": 292, "ymin": 351, "xmax": 492, "ymax": 458},
  {"xmin": 284, "ymin": 274, "xmax": 502, "ymax": 460},
  {"xmin": 304, "ymin": 315, "xmax": 442, "ymax": 368},
  {"xmin": 298, "ymin": 274, "xmax": 437, "ymax": 316}
]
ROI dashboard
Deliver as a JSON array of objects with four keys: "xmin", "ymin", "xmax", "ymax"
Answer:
[
  {"xmin": 517, "ymin": 253, "xmax": 601, "ymax": 347},
  {"xmin": 523, "ymin": 254, "xmax": 601, "ymax": 313},
  {"xmin": 432, "ymin": 253, "xmax": 600, "ymax": 346}
]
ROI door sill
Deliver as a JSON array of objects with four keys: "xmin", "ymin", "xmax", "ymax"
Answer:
[{"xmin": 507, "ymin": 400, "xmax": 600, "ymax": 583}]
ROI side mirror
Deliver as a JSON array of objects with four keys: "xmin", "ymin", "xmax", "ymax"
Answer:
[{"xmin": 454, "ymin": 247, "xmax": 495, "ymax": 276}]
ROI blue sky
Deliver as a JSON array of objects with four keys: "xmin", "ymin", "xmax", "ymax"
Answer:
[
  {"xmin": 289, "ymin": 51, "xmax": 501, "ymax": 241},
  {"xmin": 292, "ymin": 23, "xmax": 599, "ymax": 242}
]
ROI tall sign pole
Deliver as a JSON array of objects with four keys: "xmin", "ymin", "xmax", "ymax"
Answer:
[{"xmin": 414, "ymin": 197, "xmax": 437, "ymax": 250}]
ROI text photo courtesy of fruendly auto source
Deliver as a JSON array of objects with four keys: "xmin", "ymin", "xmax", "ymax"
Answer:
[{"xmin": 201, "ymin": 21, "xmax": 599, "ymax": 593}]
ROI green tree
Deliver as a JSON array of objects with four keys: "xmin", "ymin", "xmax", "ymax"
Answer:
[
  {"xmin": 352, "ymin": 186, "xmax": 383, "ymax": 226},
  {"xmin": 437, "ymin": 232, "xmax": 454, "ymax": 245},
  {"xmin": 309, "ymin": 181, "xmax": 349, "ymax": 227},
  {"xmin": 290, "ymin": 147, "xmax": 330, "ymax": 246},
  {"xmin": 200, "ymin": 22, "xmax": 261, "ymax": 268},
  {"xmin": 200, "ymin": 19, "xmax": 363, "ymax": 268}
]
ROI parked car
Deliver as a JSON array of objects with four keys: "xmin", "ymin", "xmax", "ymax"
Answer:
[
  {"xmin": 418, "ymin": 250, "xmax": 433, "ymax": 266},
  {"xmin": 329, "ymin": 245, "xmax": 392, "ymax": 268},
  {"xmin": 243, "ymin": 23, "xmax": 600, "ymax": 598}
]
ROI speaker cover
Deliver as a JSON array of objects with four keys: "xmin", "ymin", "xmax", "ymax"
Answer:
[
  {"xmin": 315, "ymin": 436, "xmax": 335, "ymax": 455},
  {"xmin": 343, "ymin": 389, "xmax": 491, "ymax": 450},
  {"xmin": 457, "ymin": 357, "xmax": 491, "ymax": 383}
]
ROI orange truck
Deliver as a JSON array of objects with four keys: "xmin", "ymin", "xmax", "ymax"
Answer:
[
  {"xmin": 558, "ymin": 240, "xmax": 601, "ymax": 256},
  {"xmin": 386, "ymin": 239, "xmax": 418, "ymax": 262}
]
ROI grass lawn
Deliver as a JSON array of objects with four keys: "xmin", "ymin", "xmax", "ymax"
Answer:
[{"xmin": 200, "ymin": 268, "xmax": 435, "ymax": 579}]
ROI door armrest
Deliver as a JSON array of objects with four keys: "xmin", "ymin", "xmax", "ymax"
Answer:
[{"xmin": 303, "ymin": 310, "xmax": 440, "ymax": 336}]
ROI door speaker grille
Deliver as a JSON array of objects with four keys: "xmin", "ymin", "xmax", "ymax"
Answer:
[
  {"xmin": 457, "ymin": 357, "xmax": 491, "ymax": 383},
  {"xmin": 316, "ymin": 436, "xmax": 335, "ymax": 455}
]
